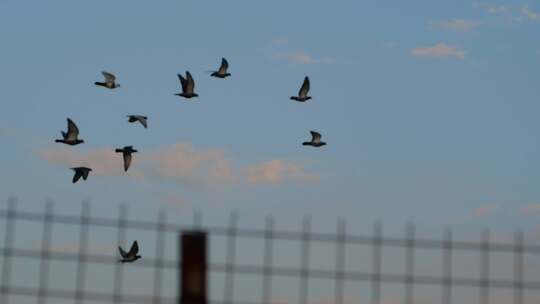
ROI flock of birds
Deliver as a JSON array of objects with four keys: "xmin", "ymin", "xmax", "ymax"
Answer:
[
  {"xmin": 55, "ymin": 58, "xmax": 326, "ymax": 184},
  {"xmin": 52, "ymin": 57, "xmax": 326, "ymax": 261}
]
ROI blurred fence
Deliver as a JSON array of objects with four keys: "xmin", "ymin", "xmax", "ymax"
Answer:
[{"xmin": 1, "ymin": 198, "xmax": 540, "ymax": 304}]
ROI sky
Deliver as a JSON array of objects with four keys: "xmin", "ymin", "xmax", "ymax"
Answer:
[{"xmin": 1, "ymin": 0, "xmax": 540, "ymax": 302}]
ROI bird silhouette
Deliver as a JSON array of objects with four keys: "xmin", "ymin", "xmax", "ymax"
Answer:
[
  {"xmin": 118, "ymin": 241, "xmax": 141, "ymax": 263},
  {"xmin": 95, "ymin": 71, "xmax": 120, "ymax": 89},
  {"xmin": 71, "ymin": 167, "xmax": 92, "ymax": 183},
  {"xmin": 127, "ymin": 115, "xmax": 148, "ymax": 129},
  {"xmin": 210, "ymin": 58, "xmax": 231, "ymax": 78},
  {"xmin": 55, "ymin": 118, "xmax": 84, "ymax": 145},
  {"xmin": 290, "ymin": 76, "xmax": 311, "ymax": 102},
  {"xmin": 175, "ymin": 71, "xmax": 198, "ymax": 98},
  {"xmin": 115, "ymin": 146, "xmax": 138, "ymax": 172},
  {"xmin": 302, "ymin": 131, "xmax": 326, "ymax": 147}
]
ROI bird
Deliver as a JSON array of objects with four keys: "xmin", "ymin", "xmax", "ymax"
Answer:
[
  {"xmin": 71, "ymin": 167, "xmax": 92, "ymax": 183},
  {"xmin": 95, "ymin": 71, "xmax": 120, "ymax": 89},
  {"xmin": 118, "ymin": 241, "xmax": 141, "ymax": 263},
  {"xmin": 115, "ymin": 146, "xmax": 138, "ymax": 172},
  {"xmin": 175, "ymin": 71, "xmax": 198, "ymax": 98},
  {"xmin": 290, "ymin": 76, "xmax": 311, "ymax": 102},
  {"xmin": 302, "ymin": 131, "xmax": 326, "ymax": 147},
  {"xmin": 210, "ymin": 58, "xmax": 231, "ymax": 78},
  {"xmin": 126, "ymin": 115, "xmax": 148, "ymax": 129},
  {"xmin": 55, "ymin": 118, "xmax": 84, "ymax": 145}
]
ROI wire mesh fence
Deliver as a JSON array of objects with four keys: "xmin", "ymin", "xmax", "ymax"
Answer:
[{"xmin": 1, "ymin": 198, "xmax": 540, "ymax": 304}]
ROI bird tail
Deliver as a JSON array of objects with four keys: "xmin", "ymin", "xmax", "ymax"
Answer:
[
  {"xmin": 302, "ymin": 142, "xmax": 310, "ymax": 146},
  {"xmin": 55, "ymin": 139, "xmax": 62, "ymax": 143},
  {"xmin": 115, "ymin": 149, "xmax": 123, "ymax": 153},
  {"xmin": 94, "ymin": 82, "xmax": 106, "ymax": 87}
]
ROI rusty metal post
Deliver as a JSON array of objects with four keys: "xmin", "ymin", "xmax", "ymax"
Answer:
[{"xmin": 180, "ymin": 230, "xmax": 208, "ymax": 304}]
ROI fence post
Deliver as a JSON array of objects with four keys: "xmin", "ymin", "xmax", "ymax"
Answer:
[{"xmin": 180, "ymin": 230, "xmax": 208, "ymax": 304}]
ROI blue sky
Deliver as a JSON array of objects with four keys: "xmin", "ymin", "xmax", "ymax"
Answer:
[
  {"xmin": 1, "ymin": 0, "xmax": 540, "ymax": 247},
  {"xmin": 2, "ymin": 0, "xmax": 540, "ymax": 303}
]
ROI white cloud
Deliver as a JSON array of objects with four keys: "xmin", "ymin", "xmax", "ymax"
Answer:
[
  {"xmin": 142, "ymin": 142, "xmax": 236, "ymax": 185},
  {"xmin": 488, "ymin": 5, "xmax": 508, "ymax": 15},
  {"xmin": 522, "ymin": 5, "xmax": 540, "ymax": 21},
  {"xmin": 473, "ymin": 204, "xmax": 498, "ymax": 217},
  {"xmin": 270, "ymin": 38, "xmax": 334, "ymax": 65},
  {"xmin": 431, "ymin": 19, "xmax": 481, "ymax": 31},
  {"xmin": 522, "ymin": 204, "xmax": 540, "ymax": 214},
  {"xmin": 38, "ymin": 147, "xmax": 145, "ymax": 181},
  {"xmin": 473, "ymin": 2, "xmax": 508, "ymax": 15},
  {"xmin": 283, "ymin": 51, "xmax": 335, "ymax": 65},
  {"xmin": 243, "ymin": 159, "xmax": 319, "ymax": 184},
  {"xmin": 39, "ymin": 142, "xmax": 318, "ymax": 187},
  {"xmin": 410, "ymin": 43, "xmax": 466, "ymax": 60}
]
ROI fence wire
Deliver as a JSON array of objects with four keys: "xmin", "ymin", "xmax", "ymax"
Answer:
[{"xmin": 1, "ymin": 199, "xmax": 540, "ymax": 304}]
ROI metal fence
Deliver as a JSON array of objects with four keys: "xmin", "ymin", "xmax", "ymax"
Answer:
[{"xmin": 1, "ymin": 198, "xmax": 540, "ymax": 304}]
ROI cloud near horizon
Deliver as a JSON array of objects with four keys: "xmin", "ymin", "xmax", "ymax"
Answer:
[
  {"xmin": 410, "ymin": 43, "xmax": 466, "ymax": 60},
  {"xmin": 521, "ymin": 203, "xmax": 540, "ymax": 214},
  {"xmin": 473, "ymin": 204, "xmax": 498, "ymax": 218},
  {"xmin": 283, "ymin": 51, "xmax": 336, "ymax": 65},
  {"xmin": 38, "ymin": 142, "xmax": 318, "ymax": 186},
  {"xmin": 270, "ymin": 37, "xmax": 334, "ymax": 65},
  {"xmin": 522, "ymin": 5, "xmax": 540, "ymax": 21},
  {"xmin": 142, "ymin": 142, "xmax": 236, "ymax": 185},
  {"xmin": 38, "ymin": 147, "xmax": 145, "ymax": 181},
  {"xmin": 430, "ymin": 19, "xmax": 481, "ymax": 31},
  {"xmin": 243, "ymin": 159, "xmax": 319, "ymax": 184}
]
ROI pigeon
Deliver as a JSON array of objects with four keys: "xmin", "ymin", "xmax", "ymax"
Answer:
[
  {"xmin": 302, "ymin": 131, "xmax": 326, "ymax": 147},
  {"xmin": 210, "ymin": 58, "xmax": 231, "ymax": 78},
  {"xmin": 290, "ymin": 76, "xmax": 311, "ymax": 102},
  {"xmin": 71, "ymin": 167, "xmax": 92, "ymax": 183},
  {"xmin": 55, "ymin": 118, "xmax": 84, "ymax": 145},
  {"xmin": 95, "ymin": 71, "xmax": 120, "ymax": 89},
  {"xmin": 115, "ymin": 146, "xmax": 138, "ymax": 172},
  {"xmin": 118, "ymin": 241, "xmax": 141, "ymax": 263},
  {"xmin": 127, "ymin": 115, "xmax": 148, "ymax": 129},
  {"xmin": 175, "ymin": 71, "xmax": 198, "ymax": 98}
]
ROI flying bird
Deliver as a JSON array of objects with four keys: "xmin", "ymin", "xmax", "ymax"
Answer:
[
  {"xmin": 290, "ymin": 76, "xmax": 311, "ymax": 102},
  {"xmin": 71, "ymin": 167, "xmax": 92, "ymax": 183},
  {"xmin": 175, "ymin": 71, "xmax": 198, "ymax": 98},
  {"xmin": 118, "ymin": 241, "xmax": 141, "ymax": 263},
  {"xmin": 302, "ymin": 131, "xmax": 326, "ymax": 147},
  {"xmin": 127, "ymin": 115, "xmax": 148, "ymax": 129},
  {"xmin": 115, "ymin": 146, "xmax": 138, "ymax": 172},
  {"xmin": 55, "ymin": 118, "xmax": 84, "ymax": 145},
  {"xmin": 210, "ymin": 58, "xmax": 231, "ymax": 78},
  {"xmin": 95, "ymin": 71, "xmax": 120, "ymax": 89}
]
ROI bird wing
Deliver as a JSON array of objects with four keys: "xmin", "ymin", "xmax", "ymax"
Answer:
[
  {"xmin": 177, "ymin": 73, "xmax": 187, "ymax": 92},
  {"xmin": 137, "ymin": 116, "xmax": 147, "ymax": 128},
  {"xmin": 72, "ymin": 168, "xmax": 82, "ymax": 183},
  {"xmin": 102, "ymin": 71, "xmax": 116, "ymax": 82},
  {"xmin": 218, "ymin": 57, "xmax": 229, "ymax": 74},
  {"xmin": 118, "ymin": 246, "xmax": 128, "ymax": 258},
  {"xmin": 310, "ymin": 131, "xmax": 321, "ymax": 143},
  {"xmin": 298, "ymin": 77, "xmax": 310, "ymax": 98},
  {"xmin": 66, "ymin": 118, "xmax": 79, "ymax": 140},
  {"xmin": 81, "ymin": 168, "xmax": 90, "ymax": 180},
  {"xmin": 127, "ymin": 241, "xmax": 139, "ymax": 256},
  {"xmin": 185, "ymin": 71, "xmax": 195, "ymax": 93},
  {"xmin": 123, "ymin": 153, "xmax": 132, "ymax": 171}
]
